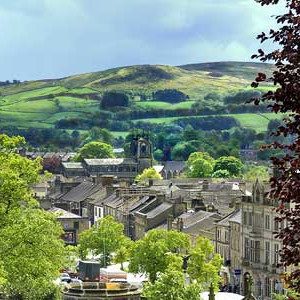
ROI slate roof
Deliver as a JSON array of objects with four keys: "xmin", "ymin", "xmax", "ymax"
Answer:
[
  {"xmin": 177, "ymin": 210, "xmax": 220, "ymax": 228},
  {"xmin": 62, "ymin": 162, "xmax": 84, "ymax": 169},
  {"xmin": 182, "ymin": 211, "xmax": 221, "ymax": 236},
  {"xmin": 217, "ymin": 209, "xmax": 241, "ymax": 227},
  {"xmin": 128, "ymin": 196, "xmax": 151, "ymax": 212},
  {"xmin": 60, "ymin": 181, "xmax": 102, "ymax": 203},
  {"xmin": 84, "ymin": 158, "xmax": 137, "ymax": 166},
  {"xmin": 49, "ymin": 207, "xmax": 82, "ymax": 219},
  {"xmin": 145, "ymin": 202, "xmax": 172, "ymax": 219},
  {"xmin": 102, "ymin": 194, "xmax": 123, "ymax": 208},
  {"xmin": 163, "ymin": 161, "xmax": 186, "ymax": 172}
]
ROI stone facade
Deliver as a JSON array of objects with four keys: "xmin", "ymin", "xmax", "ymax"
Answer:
[
  {"xmin": 62, "ymin": 136, "xmax": 153, "ymax": 180},
  {"xmin": 241, "ymin": 180, "xmax": 285, "ymax": 299}
]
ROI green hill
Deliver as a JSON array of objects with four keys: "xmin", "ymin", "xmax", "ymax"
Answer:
[{"xmin": 0, "ymin": 61, "xmax": 277, "ymax": 133}]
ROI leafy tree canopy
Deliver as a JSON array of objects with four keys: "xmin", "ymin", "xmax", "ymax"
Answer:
[
  {"xmin": 75, "ymin": 141, "xmax": 115, "ymax": 161},
  {"xmin": 101, "ymin": 91, "xmax": 129, "ymax": 109},
  {"xmin": 0, "ymin": 134, "xmax": 65, "ymax": 299},
  {"xmin": 186, "ymin": 152, "xmax": 215, "ymax": 178},
  {"xmin": 142, "ymin": 262, "xmax": 200, "ymax": 300},
  {"xmin": 243, "ymin": 165, "xmax": 270, "ymax": 182},
  {"xmin": 128, "ymin": 229, "xmax": 190, "ymax": 283},
  {"xmin": 79, "ymin": 216, "xmax": 131, "ymax": 267},
  {"xmin": 172, "ymin": 142, "xmax": 198, "ymax": 161},
  {"xmin": 212, "ymin": 169, "xmax": 231, "ymax": 178},
  {"xmin": 187, "ymin": 237, "xmax": 222, "ymax": 291},
  {"xmin": 84, "ymin": 127, "xmax": 114, "ymax": 145},
  {"xmin": 152, "ymin": 89, "xmax": 189, "ymax": 103},
  {"xmin": 135, "ymin": 167, "xmax": 162, "ymax": 183},
  {"xmin": 213, "ymin": 156, "xmax": 243, "ymax": 177}
]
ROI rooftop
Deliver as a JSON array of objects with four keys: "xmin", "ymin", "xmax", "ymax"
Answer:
[
  {"xmin": 60, "ymin": 181, "xmax": 103, "ymax": 203},
  {"xmin": 62, "ymin": 162, "xmax": 84, "ymax": 169},
  {"xmin": 84, "ymin": 158, "xmax": 137, "ymax": 166},
  {"xmin": 217, "ymin": 209, "xmax": 242, "ymax": 226},
  {"xmin": 145, "ymin": 202, "xmax": 172, "ymax": 219},
  {"xmin": 49, "ymin": 207, "xmax": 82, "ymax": 219}
]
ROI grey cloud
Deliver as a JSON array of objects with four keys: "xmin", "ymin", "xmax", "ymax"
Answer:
[{"xmin": 0, "ymin": 0, "xmax": 285, "ymax": 80}]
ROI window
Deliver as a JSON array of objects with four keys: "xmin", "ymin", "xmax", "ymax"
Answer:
[
  {"xmin": 254, "ymin": 213, "xmax": 261, "ymax": 228},
  {"xmin": 255, "ymin": 189, "xmax": 261, "ymax": 203},
  {"xmin": 217, "ymin": 229, "xmax": 221, "ymax": 241},
  {"xmin": 225, "ymin": 231, "xmax": 229, "ymax": 243},
  {"xmin": 243, "ymin": 212, "xmax": 247, "ymax": 225},
  {"xmin": 250, "ymin": 240, "xmax": 255, "ymax": 262},
  {"xmin": 265, "ymin": 215, "xmax": 270, "ymax": 230},
  {"xmin": 274, "ymin": 244, "xmax": 280, "ymax": 265},
  {"xmin": 265, "ymin": 241, "xmax": 270, "ymax": 264},
  {"xmin": 249, "ymin": 212, "xmax": 253, "ymax": 226},
  {"xmin": 274, "ymin": 220, "xmax": 279, "ymax": 231},
  {"xmin": 245, "ymin": 238, "xmax": 250, "ymax": 260},
  {"xmin": 265, "ymin": 277, "xmax": 271, "ymax": 297},
  {"xmin": 254, "ymin": 241, "xmax": 260, "ymax": 263}
]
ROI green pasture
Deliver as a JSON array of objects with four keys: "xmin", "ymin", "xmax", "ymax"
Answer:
[
  {"xmin": 111, "ymin": 131, "xmax": 129, "ymax": 138},
  {"xmin": 135, "ymin": 101, "xmax": 196, "ymax": 110},
  {"xmin": 133, "ymin": 113, "xmax": 283, "ymax": 133},
  {"xmin": 229, "ymin": 113, "xmax": 283, "ymax": 133}
]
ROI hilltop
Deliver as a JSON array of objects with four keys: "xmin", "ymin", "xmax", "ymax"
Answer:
[{"xmin": 0, "ymin": 61, "xmax": 276, "ymax": 133}]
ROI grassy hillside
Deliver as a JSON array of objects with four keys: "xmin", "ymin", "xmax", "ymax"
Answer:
[{"xmin": 0, "ymin": 62, "xmax": 277, "ymax": 135}]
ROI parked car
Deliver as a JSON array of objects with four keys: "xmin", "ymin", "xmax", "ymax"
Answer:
[{"xmin": 60, "ymin": 273, "xmax": 71, "ymax": 283}]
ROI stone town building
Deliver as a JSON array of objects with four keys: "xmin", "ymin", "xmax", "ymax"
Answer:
[
  {"xmin": 101, "ymin": 185, "xmax": 186, "ymax": 240},
  {"xmin": 49, "ymin": 207, "xmax": 89, "ymax": 245},
  {"xmin": 160, "ymin": 161, "xmax": 186, "ymax": 179},
  {"xmin": 150, "ymin": 178, "xmax": 244, "ymax": 217},
  {"xmin": 241, "ymin": 180, "xmax": 285, "ymax": 299},
  {"xmin": 172, "ymin": 209, "xmax": 222, "ymax": 244},
  {"xmin": 215, "ymin": 209, "xmax": 242, "ymax": 290},
  {"xmin": 61, "ymin": 135, "xmax": 153, "ymax": 180}
]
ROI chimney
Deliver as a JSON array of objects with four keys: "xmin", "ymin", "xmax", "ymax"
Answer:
[
  {"xmin": 202, "ymin": 180, "xmax": 209, "ymax": 191},
  {"xmin": 100, "ymin": 175, "xmax": 115, "ymax": 187},
  {"xmin": 177, "ymin": 218, "xmax": 184, "ymax": 232},
  {"xmin": 239, "ymin": 181, "xmax": 246, "ymax": 193},
  {"xmin": 167, "ymin": 214, "xmax": 173, "ymax": 231}
]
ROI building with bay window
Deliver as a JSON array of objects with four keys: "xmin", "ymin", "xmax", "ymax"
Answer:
[{"xmin": 241, "ymin": 180, "xmax": 284, "ymax": 299}]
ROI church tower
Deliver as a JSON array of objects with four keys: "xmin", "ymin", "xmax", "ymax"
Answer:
[{"xmin": 130, "ymin": 133, "xmax": 153, "ymax": 173}]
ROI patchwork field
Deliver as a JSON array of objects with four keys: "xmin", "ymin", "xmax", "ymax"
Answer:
[{"xmin": 0, "ymin": 62, "xmax": 277, "ymax": 135}]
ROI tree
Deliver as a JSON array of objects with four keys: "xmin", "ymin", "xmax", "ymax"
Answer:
[
  {"xmin": 243, "ymin": 165, "xmax": 270, "ymax": 182},
  {"xmin": 0, "ymin": 209, "xmax": 65, "ymax": 299},
  {"xmin": 142, "ymin": 262, "xmax": 200, "ymax": 300},
  {"xmin": 135, "ymin": 167, "xmax": 162, "ymax": 183},
  {"xmin": 186, "ymin": 152, "xmax": 215, "ymax": 178},
  {"xmin": 172, "ymin": 142, "xmax": 198, "ymax": 161},
  {"xmin": 213, "ymin": 156, "xmax": 243, "ymax": 177},
  {"xmin": 0, "ymin": 134, "xmax": 65, "ymax": 299},
  {"xmin": 187, "ymin": 237, "xmax": 222, "ymax": 291},
  {"xmin": 212, "ymin": 169, "xmax": 230, "ymax": 178},
  {"xmin": 152, "ymin": 89, "xmax": 189, "ymax": 103},
  {"xmin": 101, "ymin": 91, "xmax": 129, "ymax": 109},
  {"xmin": 128, "ymin": 229, "xmax": 190, "ymax": 283},
  {"xmin": 85, "ymin": 127, "xmax": 113, "ymax": 145},
  {"xmin": 113, "ymin": 241, "xmax": 133, "ymax": 271},
  {"xmin": 251, "ymin": 0, "xmax": 300, "ymax": 293},
  {"xmin": 75, "ymin": 141, "xmax": 115, "ymax": 161},
  {"xmin": 79, "ymin": 216, "xmax": 130, "ymax": 267}
]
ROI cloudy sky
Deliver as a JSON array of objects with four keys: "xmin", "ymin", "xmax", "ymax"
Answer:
[{"xmin": 0, "ymin": 0, "xmax": 284, "ymax": 81}]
